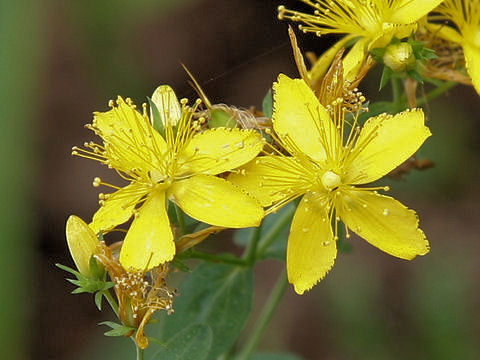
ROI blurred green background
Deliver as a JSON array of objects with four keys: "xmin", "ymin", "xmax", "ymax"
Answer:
[{"xmin": 2, "ymin": 0, "xmax": 479, "ymax": 359}]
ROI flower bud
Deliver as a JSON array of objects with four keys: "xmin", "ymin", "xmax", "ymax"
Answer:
[
  {"xmin": 383, "ymin": 42, "xmax": 416, "ymax": 72},
  {"xmin": 65, "ymin": 215, "xmax": 99, "ymax": 277}
]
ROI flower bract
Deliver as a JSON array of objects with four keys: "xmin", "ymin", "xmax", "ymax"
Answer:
[
  {"xmin": 73, "ymin": 87, "xmax": 264, "ymax": 271},
  {"xmin": 229, "ymin": 74, "xmax": 431, "ymax": 294}
]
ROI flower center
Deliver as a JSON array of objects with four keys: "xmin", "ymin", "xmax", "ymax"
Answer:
[{"xmin": 321, "ymin": 170, "xmax": 341, "ymax": 191}]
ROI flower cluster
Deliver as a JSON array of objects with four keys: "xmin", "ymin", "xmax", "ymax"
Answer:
[{"xmin": 61, "ymin": 0, "xmax": 480, "ymax": 353}]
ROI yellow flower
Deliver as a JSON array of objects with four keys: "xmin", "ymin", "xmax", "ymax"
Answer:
[
  {"xmin": 229, "ymin": 74, "xmax": 431, "ymax": 294},
  {"xmin": 428, "ymin": 0, "xmax": 480, "ymax": 94},
  {"xmin": 65, "ymin": 215, "xmax": 99, "ymax": 277},
  {"xmin": 278, "ymin": 0, "xmax": 444, "ymax": 80},
  {"xmin": 72, "ymin": 86, "xmax": 264, "ymax": 271}
]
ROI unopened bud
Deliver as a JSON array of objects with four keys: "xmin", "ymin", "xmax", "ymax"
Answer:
[
  {"xmin": 65, "ymin": 215, "xmax": 99, "ymax": 277},
  {"xmin": 383, "ymin": 42, "xmax": 416, "ymax": 72}
]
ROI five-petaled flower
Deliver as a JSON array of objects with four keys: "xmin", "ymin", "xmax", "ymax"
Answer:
[
  {"xmin": 278, "ymin": 0, "xmax": 444, "ymax": 81},
  {"xmin": 73, "ymin": 86, "xmax": 264, "ymax": 271},
  {"xmin": 229, "ymin": 74, "xmax": 431, "ymax": 294}
]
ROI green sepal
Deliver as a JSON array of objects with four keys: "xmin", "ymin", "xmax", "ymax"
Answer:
[
  {"xmin": 369, "ymin": 47, "xmax": 386, "ymax": 62},
  {"xmin": 56, "ymin": 263, "xmax": 114, "ymax": 294},
  {"xmin": 147, "ymin": 96, "xmax": 166, "ymax": 137},
  {"xmin": 99, "ymin": 321, "xmax": 136, "ymax": 337},
  {"xmin": 379, "ymin": 66, "xmax": 394, "ymax": 90},
  {"xmin": 262, "ymin": 88, "xmax": 273, "ymax": 119},
  {"xmin": 94, "ymin": 292, "xmax": 104, "ymax": 310},
  {"xmin": 209, "ymin": 108, "xmax": 237, "ymax": 128},
  {"xmin": 408, "ymin": 68, "xmax": 424, "ymax": 83}
]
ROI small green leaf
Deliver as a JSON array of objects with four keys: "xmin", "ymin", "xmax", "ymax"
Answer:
[
  {"xmin": 209, "ymin": 108, "xmax": 237, "ymax": 128},
  {"xmin": 151, "ymin": 323, "xmax": 212, "ymax": 360},
  {"xmin": 369, "ymin": 47, "xmax": 386, "ymax": 61},
  {"xmin": 147, "ymin": 96, "xmax": 165, "ymax": 137},
  {"xmin": 99, "ymin": 321, "xmax": 135, "ymax": 337},
  {"xmin": 408, "ymin": 68, "xmax": 424, "ymax": 83},
  {"xmin": 160, "ymin": 263, "xmax": 254, "ymax": 359},
  {"xmin": 94, "ymin": 292, "xmax": 103, "ymax": 310},
  {"xmin": 262, "ymin": 88, "xmax": 273, "ymax": 119},
  {"xmin": 379, "ymin": 66, "xmax": 393, "ymax": 90}
]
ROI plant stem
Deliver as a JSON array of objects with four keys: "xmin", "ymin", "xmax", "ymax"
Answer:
[
  {"xmin": 103, "ymin": 290, "xmax": 119, "ymax": 316},
  {"xmin": 237, "ymin": 270, "xmax": 288, "ymax": 360},
  {"xmin": 174, "ymin": 204, "xmax": 187, "ymax": 235},
  {"xmin": 417, "ymin": 81, "xmax": 457, "ymax": 106},
  {"xmin": 243, "ymin": 226, "xmax": 262, "ymax": 265},
  {"xmin": 136, "ymin": 343, "xmax": 144, "ymax": 360},
  {"xmin": 391, "ymin": 77, "xmax": 403, "ymax": 106},
  {"xmin": 256, "ymin": 206, "xmax": 295, "ymax": 258}
]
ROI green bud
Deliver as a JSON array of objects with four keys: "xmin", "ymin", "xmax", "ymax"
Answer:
[{"xmin": 383, "ymin": 42, "xmax": 416, "ymax": 72}]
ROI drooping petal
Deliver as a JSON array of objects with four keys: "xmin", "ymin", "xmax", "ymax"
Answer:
[
  {"xmin": 272, "ymin": 74, "xmax": 338, "ymax": 163},
  {"xmin": 337, "ymin": 189, "xmax": 429, "ymax": 260},
  {"xmin": 369, "ymin": 23, "xmax": 417, "ymax": 50},
  {"xmin": 463, "ymin": 43, "xmax": 480, "ymax": 95},
  {"xmin": 345, "ymin": 109, "xmax": 431, "ymax": 184},
  {"xmin": 425, "ymin": 23, "xmax": 463, "ymax": 44},
  {"xmin": 90, "ymin": 182, "xmax": 147, "ymax": 234},
  {"xmin": 390, "ymin": 0, "xmax": 445, "ymax": 24},
  {"xmin": 151, "ymin": 85, "xmax": 182, "ymax": 127},
  {"xmin": 343, "ymin": 37, "xmax": 369, "ymax": 80},
  {"xmin": 228, "ymin": 156, "xmax": 311, "ymax": 207},
  {"xmin": 120, "ymin": 190, "xmax": 175, "ymax": 271},
  {"xmin": 177, "ymin": 128, "xmax": 264, "ymax": 176},
  {"xmin": 66, "ymin": 215, "xmax": 99, "ymax": 276},
  {"xmin": 168, "ymin": 175, "xmax": 264, "ymax": 228},
  {"xmin": 93, "ymin": 97, "xmax": 167, "ymax": 174},
  {"xmin": 287, "ymin": 192, "xmax": 336, "ymax": 295}
]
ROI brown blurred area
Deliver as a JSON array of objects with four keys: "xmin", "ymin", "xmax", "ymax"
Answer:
[{"xmin": 7, "ymin": 0, "xmax": 480, "ymax": 359}]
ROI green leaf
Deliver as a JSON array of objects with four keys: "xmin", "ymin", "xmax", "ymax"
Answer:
[
  {"xmin": 99, "ymin": 321, "xmax": 135, "ymax": 337},
  {"xmin": 160, "ymin": 262, "xmax": 254, "ymax": 359},
  {"xmin": 151, "ymin": 323, "xmax": 212, "ymax": 360},
  {"xmin": 147, "ymin": 96, "xmax": 165, "ymax": 137},
  {"xmin": 262, "ymin": 89, "xmax": 273, "ymax": 119},
  {"xmin": 379, "ymin": 66, "xmax": 393, "ymax": 90},
  {"xmin": 249, "ymin": 353, "xmax": 304, "ymax": 360},
  {"xmin": 408, "ymin": 68, "xmax": 424, "ymax": 83},
  {"xmin": 369, "ymin": 47, "xmax": 386, "ymax": 61},
  {"xmin": 209, "ymin": 108, "xmax": 237, "ymax": 128},
  {"xmin": 94, "ymin": 292, "xmax": 103, "ymax": 310}
]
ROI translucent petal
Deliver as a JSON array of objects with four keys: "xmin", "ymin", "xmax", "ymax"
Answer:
[
  {"xmin": 463, "ymin": 44, "xmax": 480, "ymax": 95},
  {"xmin": 287, "ymin": 193, "xmax": 336, "ymax": 295},
  {"xmin": 390, "ymin": 0, "xmax": 445, "ymax": 24},
  {"xmin": 168, "ymin": 175, "xmax": 264, "ymax": 228},
  {"xmin": 66, "ymin": 215, "xmax": 99, "ymax": 276},
  {"xmin": 228, "ymin": 156, "xmax": 310, "ymax": 207},
  {"xmin": 178, "ymin": 128, "xmax": 264, "ymax": 176},
  {"xmin": 337, "ymin": 189, "xmax": 429, "ymax": 260},
  {"xmin": 151, "ymin": 85, "xmax": 182, "ymax": 126},
  {"xmin": 90, "ymin": 182, "xmax": 147, "ymax": 234},
  {"xmin": 343, "ymin": 38, "xmax": 369, "ymax": 80},
  {"xmin": 93, "ymin": 97, "xmax": 167, "ymax": 173},
  {"xmin": 120, "ymin": 191, "xmax": 175, "ymax": 271},
  {"xmin": 345, "ymin": 109, "xmax": 431, "ymax": 184},
  {"xmin": 272, "ymin": 74, "xmax": 338, "ymax": 163}
]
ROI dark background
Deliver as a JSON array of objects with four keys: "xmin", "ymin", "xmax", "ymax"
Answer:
[{"xmin": 2, "ymin": 0, "xmax": 480, "ymax": 359}]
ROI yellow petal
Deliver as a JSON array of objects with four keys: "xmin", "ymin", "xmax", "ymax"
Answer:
[
  {"xmin": 337, "ymin": 189, "xmax": 429, "ymax": 260},
  {"xmin": 463, "ymin": 43, "xmax": 480, "ymax": 95},
  {"xmin": 309, "ymin": 35, "xmax": 356, "ymax": 86},
  {"xmin": 287, "ymin": 193, "xmax": 336, "ymax": 295},
  {"xmin": 168, "ymin": 175, "xmax": 264, "ymax": 228},
  {"xmin": 178, "ymin": 128, "xmax": 264, "ymax": 176},
  {"xmin": 390, "ymin": 0, "xmax": 445, "ymax": 24},
  {"xmin": 90, "ymin": 182, "xmax": 147, "ymax": 234},
  {"xmin": 151, "ymin": 85, "xmax": 182, "ymax": 127},
  {"xmin": 66, "ymin": 215, "xmax": 99, "ymax": 276},
  {"xmin": 425, "ymin": 23, "xmax": 463, "ymax": 44},
  {"xmin": 273, "ymin": 74, "xmax": 338, "ymax": 162},
  {"xmin": 345, "ymin": 109, "xmax": 431, "ymax": 184},
  {"xmin": 120, "ymin": 191, "xmax": 175, "ymax": 271},
  {"xmin": 343, "ymin": 38, "xmax": 369, "ymax": 80},
  {"xmin": 369, "ymin": 23, "xmax": 417, "ymax": 50},
  {"xmin": 228, "ymin": 156, "xmax": 310, "ymax": 207},
  {"xmin": 93, "ymin": 97, "xmax": 167, "ymax": 173}
]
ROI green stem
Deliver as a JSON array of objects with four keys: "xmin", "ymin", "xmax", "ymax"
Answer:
[
  {"xmin": 417, "ymin": 81, "xmax": 457, "ymax": 106},
  {"xmin": 243, "ymin": 226, "xmax": 262, "ymax": 265},
  {"xmin": 136, "ymin": 343, "xmax": 144, "ymax": 360},
  {"xmin": 256, "ymin": 206, "xmax": 295, "ymax": 258},
  {"xmin": 391, "ymin": 77, "xmax": 403, "ymax": 106},
  {"xmin": 237, "ymin": 270, "xmax": 288, "ymax": 360},
  {"xmin": 174, "ymin": 204, "xmax": 187, "ymax": 235},
  {"xmin": 103, "ymin": 290, "xmax": 119, "ymax": 316}
]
